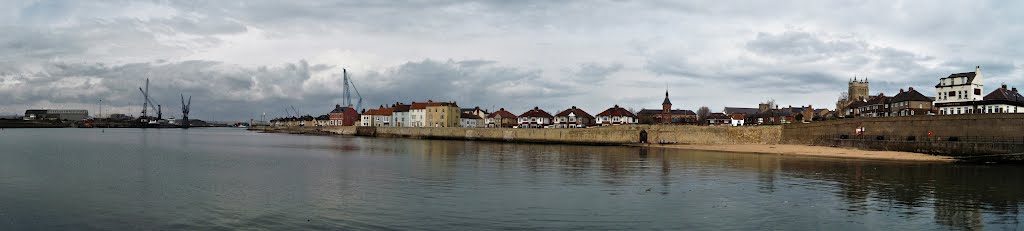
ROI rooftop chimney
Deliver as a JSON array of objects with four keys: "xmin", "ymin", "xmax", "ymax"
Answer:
[
  {"xmin": 909, "ymin": 87, "xmax": 914, "ymax": 91},
  {"xmin": 1014, "ymin": 88, "xmax": 1018, "ymax": 93},
  {"xmin": 1003, "ymin": 84, "xmax": 1008, "ymax": 90},
  {"xmin": 899, "ymin": 88, "xmax": 904, "ymax": 93}
]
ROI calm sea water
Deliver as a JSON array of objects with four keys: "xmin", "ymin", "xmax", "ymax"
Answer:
[{"xmin": 0, "ymin": 128, "xmax": 1022, "ymax": 230}]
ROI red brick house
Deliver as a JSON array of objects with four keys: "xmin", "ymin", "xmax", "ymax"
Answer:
[{"xmin": 328, "ymin": 104, "xmax": 359, "ymax": 126}]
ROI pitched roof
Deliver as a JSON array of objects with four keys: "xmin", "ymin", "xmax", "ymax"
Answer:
[
  {"xmin": 410, "ymin": 101, "xmax": 458, "ymax": 109},
  {"xmin": 460, "ymin": 113, "xmax": 483, "ymax": 119},
  {"xmin": 410, "ymin": 102, "xmax": 429, "ymax": 110},
  {"xmin": 983, "ymin": 86, "xmax": 1024, "ymax": 102},
  {"xmin": 597, "ymin": 105, "xmax": 636, "ymax": 117},
  {"xmin": 636, "ymin": 109, "xmax": 695, "ymax": 115},
  {"xmin": 392, "ymin": 103, "xmax": 411, "ymax": 112},
  {"xmin": 460, "ymin": 107, "xmax": 489, "ymax": 115},
  {"xmin": 708, "ymin": 113, "xmax": 730, "ymax": 119},
  {"xmin": 936, "ymin": 69, "xmax": 979, "ymax": 87},
  {"xmin": 723, "ymin": 107, "xmax": 760, "ymax": 115},
  {"xmin": 662, "ymin": 91, "xmax": 672, "ymax": 105},
  {"xmin": 330, "ymin": 104, "xmax": 354, "ymax": 113},
  {"xmin": 519, "ymin": 107, "xmax": 553, "ymax": 118},
  {"xmin": 363, "ymin": 107, "xmax": 394, "ymax": 116},
  {"xmin": 864, "ymin": 94, "xmax": 890, "ymax": 105},
  {"xmin": 891, "ymin": 88, "xmax": 933, "ymax": 103},
  {"xmin": 846, "ymin": 100, "xmax": 867, "ymax": 109},
  {"xmin": 487, "ymin": 108, "xmax": 517, "ymax": 118},
  {"xmin": 554, "ymin": 106, "xmax": 595, "ymax": 119}
]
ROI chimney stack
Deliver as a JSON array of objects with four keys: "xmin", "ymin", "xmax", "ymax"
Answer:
[
  {"xmin": 900, "ymin": 88, "xmax": 904, "ymax": 93},
  {"xmin": 909, "ymin": 87, "xmax": 914, "ymax": 91},
  {"xmin": 1002, "ymin": 84, "xmax": 1008, "ymax": 90},
  {"xmin": 1013, "ymin": 88, "xmax": 1018, "ymax": 93}
]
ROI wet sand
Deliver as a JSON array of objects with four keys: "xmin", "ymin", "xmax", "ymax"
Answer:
[{"xmin": 652, "ymin": 144, "xmax": 955, "ymax": 162}]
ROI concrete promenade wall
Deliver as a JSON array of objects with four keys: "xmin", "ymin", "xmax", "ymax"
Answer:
[
  {"xmin": 782, "ymin": 114, "xmax": 1024, "ymax": 156},
  {"xmin": 317, "ymin": 125, "xmax": 781, "ymax": 145}
]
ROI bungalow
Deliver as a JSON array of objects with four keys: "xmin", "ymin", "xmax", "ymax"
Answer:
[
  {"xmin": 596, "ymin": 105, "xmax": 637, "ymax": 125},
  {"xmin": 553, "ymin": 106, "xmax": 594, "ymax": 128},
  {"xmin": 518, "ymin": 107, "xmax": 554, "ymax": 128},
  {"xmin": 486, "ymin": 108, "xmax": 518, "ymax": 128},
  {"xmin": 460, "ymin": 113, "xmax": 484, "ymax": 128}
]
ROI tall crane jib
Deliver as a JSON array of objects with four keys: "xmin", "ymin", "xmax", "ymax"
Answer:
[
  {"xmin": 181, "ymin": 94, "xmax": 191, "ymax": 129},
  {"xmin": 341, "ymin": 68, "xmax": 364, "ymax": 112}
]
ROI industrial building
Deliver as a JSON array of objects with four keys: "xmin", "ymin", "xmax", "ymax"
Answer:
[{"xmin": 23, "ymin": 109, "xmax": 89, "ymax": 121}]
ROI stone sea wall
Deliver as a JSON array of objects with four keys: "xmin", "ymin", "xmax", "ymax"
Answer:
[
  {"xmin": 782, "ymin": 114, "xmax": 1024, "ymax": 156},
  {"xmin": 317, "ymin": 125, "xmax": 781, "ymax": 145}
]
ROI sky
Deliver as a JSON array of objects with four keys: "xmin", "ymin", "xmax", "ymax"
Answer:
[{"xmin": 1, "ymin": 0, "xmax": 1022, "ymax": 121}]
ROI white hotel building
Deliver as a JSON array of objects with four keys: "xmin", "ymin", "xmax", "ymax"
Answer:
[
  {"xmin": 935, "ymin": 66, "xmax": 1024, "ymax": 115},
  {"xmin": 935, "ymin": 66, "xmax": 985, "ymax": 115}
]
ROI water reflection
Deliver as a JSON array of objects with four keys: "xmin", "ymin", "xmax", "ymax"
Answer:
[
  {"xmin": 2, "ymin": 129, "xmax": 1023, "ymax": 230},
  {"xmin": 395, "ymin": 139, "xmax": 1024, "ymax": 230}
]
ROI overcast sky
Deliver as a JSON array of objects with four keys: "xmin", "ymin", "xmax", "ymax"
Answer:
[{"xmin": 1, "ymin": 0, "xmax": 1022, "ymax": 121}]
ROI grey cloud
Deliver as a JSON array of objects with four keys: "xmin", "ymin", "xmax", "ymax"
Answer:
[{"xmin": 746, "ymin": 31, "xmax": 869, "ymax": 60}]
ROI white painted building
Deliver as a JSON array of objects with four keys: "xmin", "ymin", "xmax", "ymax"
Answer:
[
  {"xmin": 360, "ymin": 114, "xmax": 373, "ymax": 126},
  {"xmin": 517, "ymin": 107, "xmax": 554, "ymax": 128},
  {"xmin": 595, "ymin": 105, "xmax": 637, "ymax": 125},
  {"xmin": 935, "ymin": 66, "xmax": 984, "ymax": 115},
  {"xmin": 409, "ymin": 102, "xmax": 428, "ymax": 127}
]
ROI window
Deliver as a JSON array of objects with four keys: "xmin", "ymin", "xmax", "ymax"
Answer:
[{"xmin": 975, "ymin": 89, "xmax": 982, "ymax": 95}]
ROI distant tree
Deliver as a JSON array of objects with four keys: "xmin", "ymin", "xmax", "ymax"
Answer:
[
  {"xmin": 795, "ymin": 113, "xmax": 804, "ymax": 122},
  {"xmin": 696, "ymin": 106, "xmax": 711, "ymax": 125}
]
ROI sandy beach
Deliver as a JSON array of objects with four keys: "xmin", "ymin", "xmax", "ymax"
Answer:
[{"xmin": 652, "ymin": 144, "xmax": 955, "ymax": 162}]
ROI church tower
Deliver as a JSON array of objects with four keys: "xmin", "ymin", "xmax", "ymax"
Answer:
[
  {"xmin": 661, "ymin": 91, "xmax": 672, "ymax": 124},
  {"xmin": 848, "ymin": 77, "xmax": 869, "ymax": 102}
]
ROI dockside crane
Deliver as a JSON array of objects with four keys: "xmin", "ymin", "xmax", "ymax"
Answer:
[
  {"xmin": 342, "ymin": 69, "xmax": 364, "ymax": 112},
  {"xmin": 181, "ymin": 94, "xmax": 191, "ymax": 128},
  {"xmin": 138, "ymin": 78, "xmax": 161, "ymax": 122}
]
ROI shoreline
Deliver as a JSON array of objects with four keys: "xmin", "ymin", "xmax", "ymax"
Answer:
[
  {"xmin": 254, "ymin": 127, "xmax": 956, "ymax": 162},
  {"xmin": 646, "ymin": 144, "xmax": 955, "ymax": 162}
]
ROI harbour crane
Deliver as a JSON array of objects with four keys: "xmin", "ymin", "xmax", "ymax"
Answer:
[
  {"xmin": 138, "ymin": 78, "xmax": 161, "ymax": 122},
  {"xmin": 181, "ymin": 94, "xmax": 191, "ymax": 129},
  {"xmin": 342, "ymin": 69, "xmax": 364, "ymax": 112}
]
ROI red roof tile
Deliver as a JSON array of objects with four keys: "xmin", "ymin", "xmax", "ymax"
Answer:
[
  {"xmin": 518, "ymin": 107, "xmax": 553, "ymax": 118},
  {"xmin": 554, "ymin": 106, "xmax": 594, "ymax": 119},
  {"xmin": 487, "ymin": 108, "xmax": 517, "ymax": 118},
  {"xmin": 596, "ymin": 105, "xmax": 636, "ymax": 117}
]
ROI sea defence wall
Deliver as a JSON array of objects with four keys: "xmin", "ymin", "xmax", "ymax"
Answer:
[
  {"xmin": 782, "ymin": 114, "xmax": 1024, "ymax": 156},
  {"xmin": 318, "ymin": 125, "xmax": 780, "ymax": 145}
]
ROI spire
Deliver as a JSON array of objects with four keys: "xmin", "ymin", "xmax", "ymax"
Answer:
[{"xmin": 662, "ymin": 90, "xmax": 672, "ymax": 105}]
